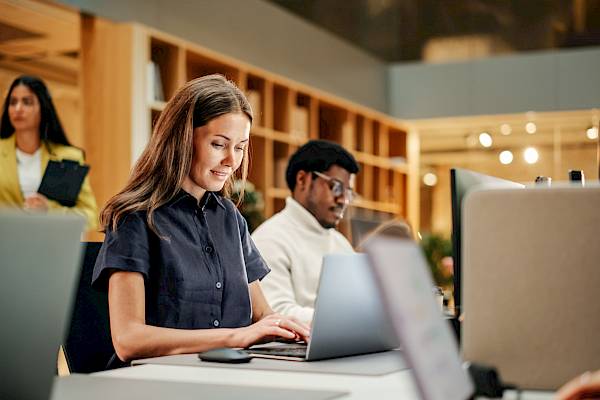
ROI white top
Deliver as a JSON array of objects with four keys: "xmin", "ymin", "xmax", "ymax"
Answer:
[
  {"xmin": 16, "ymin": 147, "xmax": 42, "ymax": 198},
  {"xmin": 252, "ymin": 197, "xmax": 354, "ymax": 322}
]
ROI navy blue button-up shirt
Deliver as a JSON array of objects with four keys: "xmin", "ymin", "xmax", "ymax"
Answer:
[{"xmin": 92, "ymin": 190, "xmax": 269, "ymax": 330}]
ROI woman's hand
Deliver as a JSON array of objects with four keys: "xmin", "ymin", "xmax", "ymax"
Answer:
[
  {"xmin": 24, "ymin": 193, "xmax": 49, "ymax": 212},
  {"xmin": 555, "ymin": 370, "xmax": 600, "ymax": 400},
  {"xmin": 229, "ymin": 314, "xmax": 311, "ymax": 349}
]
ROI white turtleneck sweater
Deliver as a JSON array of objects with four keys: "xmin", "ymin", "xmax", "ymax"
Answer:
[{"xmin": 252, "ymin": 197, "xmax": 354, "ymax": 322}]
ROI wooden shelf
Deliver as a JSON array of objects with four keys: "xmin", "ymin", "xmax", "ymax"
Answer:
[
  {"xmin": 82, "ymin": 19, "xmax": 420, "ymax": 234},
  {"xmin": 353, "ymin": 199, "xmax": 401, "ymax": 214},
  {"xmin": 149, "ymin": 100, "xmax": 167, "ymax": 112},
  {"xmin": 267, "ymin": 187, "xmax": 291, "ymax": 199}
]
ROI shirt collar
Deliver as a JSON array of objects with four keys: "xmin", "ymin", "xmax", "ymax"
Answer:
[
  {"xmin": 285, "ymin": 196, "xmax": 331, "ymax": 234},
  {"xmin": 171, "ymin": 190, "xmax": 226, "ymax": 210}
]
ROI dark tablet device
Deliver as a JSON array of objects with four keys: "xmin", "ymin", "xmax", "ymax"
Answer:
[
  {"xmin": 197, "ymin": 348, "xmax": 253, "ymax": 364},
  {"xmin": 38, "ymin": 159, "xmax": 89, "ymax": 207}
]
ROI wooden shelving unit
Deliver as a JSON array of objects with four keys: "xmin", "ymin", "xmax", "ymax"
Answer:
[{"xmin": 83, "ymin": 19, "xmax": 420, "ymax": 236}]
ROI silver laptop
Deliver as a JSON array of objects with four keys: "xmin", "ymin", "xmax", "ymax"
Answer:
[
  {"xmin": 0, "ymin": 212, "xmax": 85, "ymax": 400},
  {"xmin": 248, "ymin": 253, "xmax": 399, "ymax": 361}
]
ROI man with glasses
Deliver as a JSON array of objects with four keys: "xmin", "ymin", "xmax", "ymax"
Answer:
[{"xmin": 252, "ymin": 140, "xmax": 359, "ymax": 322}]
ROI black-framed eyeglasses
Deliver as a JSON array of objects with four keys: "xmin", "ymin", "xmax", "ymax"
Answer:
[{"xmin": 312, "ymin": 171, "xmax": 356, "ymax": 202}]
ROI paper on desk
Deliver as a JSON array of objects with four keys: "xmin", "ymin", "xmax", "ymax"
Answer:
[{"xmin": 365, "ymin": 238, "xmax": 473, "ymax": 400}]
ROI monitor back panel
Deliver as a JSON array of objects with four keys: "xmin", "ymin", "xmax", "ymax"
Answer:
[
  {"xmin": 462, "ymin": 186, "xmax": 600, "ymax": 390},
  {"xmin": 0, "ymin": 213, "xmax": 84, "ymax": 400}
]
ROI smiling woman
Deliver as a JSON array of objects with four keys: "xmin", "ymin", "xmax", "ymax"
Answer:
[{"xmin": 92, "ymin": 74, "xmax": 310, "ymax": 365}]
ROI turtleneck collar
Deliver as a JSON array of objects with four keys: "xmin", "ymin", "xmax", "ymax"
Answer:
[{"xmin": 284, "ymin": 196, "xmax": 333, "ymax": 235}]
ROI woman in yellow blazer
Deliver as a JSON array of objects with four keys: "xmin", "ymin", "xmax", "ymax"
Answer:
[{"xmin": 0, "ymin": 75, "xmax": 97, "ymax": 230}]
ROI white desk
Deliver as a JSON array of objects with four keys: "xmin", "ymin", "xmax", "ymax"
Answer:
[
  {"xmin": 95, "ymin": 359, "xmax": 555, "ymax": 400},
  {"xmin": 97, "ymin": 363, "xmax": 419, "ymax": 399}
]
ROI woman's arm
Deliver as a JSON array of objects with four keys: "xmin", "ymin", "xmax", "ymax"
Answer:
[
  {"xmin": 249, "ymin": 280, "xmax": 275, "ymax": 322},
  {"xmin": 109, "ymin": 272, "xmax": 310, "ymax": 362},
  {"xmin": 109, "ymin": 271, "xmax": 235, "ymax": 361}
]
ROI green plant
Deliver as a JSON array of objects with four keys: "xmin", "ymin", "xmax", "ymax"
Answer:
[
  {"xmin": 230, "ymin": 180, "xmax": 265, "ymax": 233},
  {"xmin": 419, "ymin": 232, "xmax": 454, "ymax": 288}
]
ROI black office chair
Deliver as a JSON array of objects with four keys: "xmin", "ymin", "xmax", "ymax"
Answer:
[{"xmin": 63, "ymin": 242, "xmax": 116, "ymax": 373}]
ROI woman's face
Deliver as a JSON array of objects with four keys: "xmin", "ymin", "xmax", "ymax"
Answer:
[
  {"xmin": 8, "ymin": 85, "xmax": 41, "ymax": 133},
  {"xmin": 189, "ymin": 112, "xmax": 251, "ymax": 193}
]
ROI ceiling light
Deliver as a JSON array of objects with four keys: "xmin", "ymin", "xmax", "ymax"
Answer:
[
  {"xmin": 524, "ymin": 147, "xmax": 539, "ymax": 164},
  {"xmin": 525, "ymin": 122, "xmax": 537, "ymax": 134},
  {"xmin": 423, "ymin": 172, "xmax": 438, "ymax": 187},
  {"xmin": 500, "ymin": 124, "xmax": 512, "ymax": 135},
  {"xmin": 586, "ymin": 126, "xmax": 599, "ymax": 140},
  {"xmin": 499, "ymin": 150, "xmax": 513, "ymax": 165},
  {"xmin": 479, "ymin": 132, "xmax": 493, "ymax": 148}
]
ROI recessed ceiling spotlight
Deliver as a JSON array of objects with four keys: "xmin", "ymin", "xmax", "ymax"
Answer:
[
  {"xmin": 525, "ymin": 122, "xmax": 537, "ymax": 134},
  {"xmin": 500, "ymin": 124, "xmax": 512, "ymax": 135},
  {"xmin": 423, "ymin": 172, "xmax": 438, "ymax": 187},
  {"xmin": 586, "ymin": 126, "xmax": 599, "ymax": 140},
  {"xmin": 524, "ymin": 147, "xmax": 539, "ymax": 164},
  {"xmin": 499, "ymin": 150, "xmax": 513, "ymax": 165},
  {"xmin": 479, "ymin": 132, "xmax": 493, "ymax": 147}
]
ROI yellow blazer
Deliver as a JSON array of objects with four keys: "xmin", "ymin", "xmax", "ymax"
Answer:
[{"xmin": 0, "ymin": 135, "xmax": 98, "ymax": 230}]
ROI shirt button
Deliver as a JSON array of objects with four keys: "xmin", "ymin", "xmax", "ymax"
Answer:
[
  {"xmin": 204, "ymin": 245, "xmax": 213, "ymax": 253},
  {"xmin": 213, "ymin": 319, "xmax": 220, "ymax": 327},
  {"xmin": 215, "ymin": 281, "xmax": 222, "ymax": 289}
]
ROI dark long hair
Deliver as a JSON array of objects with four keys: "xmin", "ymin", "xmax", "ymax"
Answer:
[
  {"xmin": 0, "ymin": 75, "xmax": 71, "ymax": 146},
  {"xmin": 100, "ymin": 74, "xmax": 253, "ymax": 235}
]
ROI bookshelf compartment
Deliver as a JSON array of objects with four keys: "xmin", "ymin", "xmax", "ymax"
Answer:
[
  {"xmin": 355, "ymin": 115, "xmax": 366, "ymax": 152},
  {"xmin": 360, "ymin": 164, "xmax": 374, "ymax": 201},
  {"xmin": 149, "ymin": 38, "xmax": 180, "ymax": 102},
  {"xmin": 246, "ymin": 74, "xmax": 267, "ymax": 127},
  {"xmin": 247, "ymin": 136, "xmax": 268, "ymax": 193},
  {"xmin": 388, "ymin": 127, "xmax": 408, "ymax": 162},
  {"xmin": 273, "ymin": 141, "xmax": 291, "ymax": 189},
  {"xmin": 186, "ymin": 51, "xmax": 241, "ymax": 85},
  {"xmin": 318, "ymin": 103, "xmax": 346, "ymax": 144},
  {"xmin": 273, "ymin": 84, "xmax": 291, "ymax": 133},
  {"xmin": 373, "ymin": 167, "xmax": 385, "ymax": 202},
  {"xmin": 293, "ymin": 92, "xmax": 312, "ymax": 141}
]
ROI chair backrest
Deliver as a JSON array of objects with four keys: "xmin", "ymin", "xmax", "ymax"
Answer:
[{"xmin": 63, "ymin": 242, "xmax": 115, "ymax": 373}]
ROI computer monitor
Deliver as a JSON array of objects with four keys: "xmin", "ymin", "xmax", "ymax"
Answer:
[
  {"xmin": 350, "ymin": 217, "xmax": 383, "ymax": 247},
  {"xmin": 450, "ymin": 168, "xmax": 523, "ymax": 325}
]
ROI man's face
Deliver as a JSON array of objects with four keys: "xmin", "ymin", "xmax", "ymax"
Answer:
[{"xmin": 303, "ymin": 165, "xmax": 356, "ymax": 229}]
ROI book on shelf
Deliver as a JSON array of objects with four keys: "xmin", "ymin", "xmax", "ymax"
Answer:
[
  {"xmin": 291, "ymin": 106, "xmax": 309, "ymax": 140},
  {"xmin": 247, "ymin": 90, "xmax": 262, "ymax": 126},
  {"xmin": 146, "ymin": 61, "xmax": 165, "ymax": 103}
]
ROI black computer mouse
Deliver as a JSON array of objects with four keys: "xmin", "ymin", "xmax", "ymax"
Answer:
[{"xmin": 197, "ymin": 348, "xmax": 253, "ymax": 363}]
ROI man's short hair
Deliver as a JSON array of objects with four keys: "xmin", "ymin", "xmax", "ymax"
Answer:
[{"xmin": 286, "ymin": 140, "xmax": 360, "ymax": 191}]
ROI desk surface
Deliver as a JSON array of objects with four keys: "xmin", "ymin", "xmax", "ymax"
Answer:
[
  {"xmin": 52, "ymin": 374, "xmax": 345, "ymax": 400},
  {"xmin": 133, "ymin": 350, "xmax": 406, "ymax": 376},
  {"xmin": 96, "ymin": 360, "xmax": 555, "ymax": 400}
]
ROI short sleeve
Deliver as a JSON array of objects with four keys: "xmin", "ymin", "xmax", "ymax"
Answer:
[
  {"xmin": 92, "ymin": 212, "xmax": 151, "ymax": 291},
  {"xmin": 236, "ymin": 208, "xmax": 270, "ymax": 283}
]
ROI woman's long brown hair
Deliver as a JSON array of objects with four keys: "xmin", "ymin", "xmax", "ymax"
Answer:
[{"xmin": 100, "ymin": 74, "xmax": 253, "ymax": 235}]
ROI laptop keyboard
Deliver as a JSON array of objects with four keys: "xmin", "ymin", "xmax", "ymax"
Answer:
[{"xmin": 248, "ymin": 343, "xmax": 307, "ymax": 358}]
